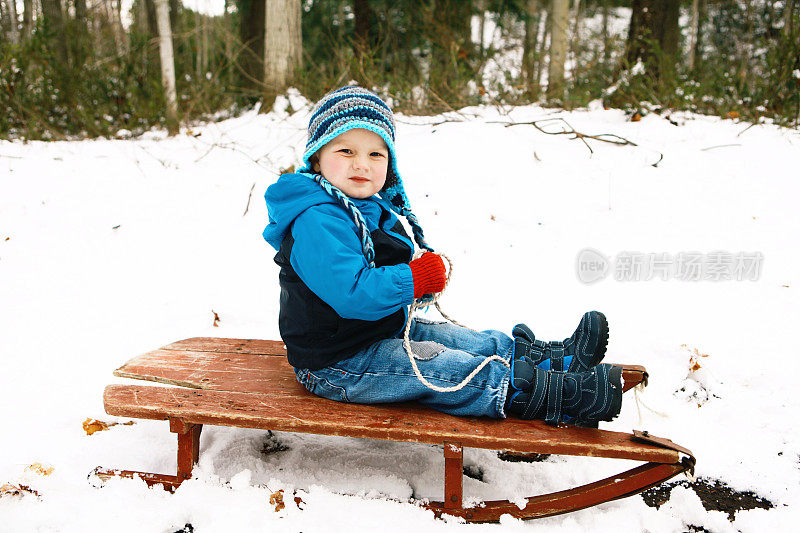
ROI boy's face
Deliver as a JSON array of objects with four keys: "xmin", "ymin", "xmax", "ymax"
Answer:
[{"xmin": 312, "ymin": 128, "xmax": 388, "ymax": 199}]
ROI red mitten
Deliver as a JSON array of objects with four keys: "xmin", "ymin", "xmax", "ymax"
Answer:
[{"xmin": 409, "ymin": 252, "xmax": 447, "ymax": 299}]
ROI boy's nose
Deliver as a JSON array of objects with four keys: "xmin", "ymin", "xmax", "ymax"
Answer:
[{"xmin": 353, "ymin": 157, "xmax": 369, "ymax": 171}]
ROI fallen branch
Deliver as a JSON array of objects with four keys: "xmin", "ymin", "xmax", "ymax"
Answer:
[
  {"xmin": 700, "ymin": 143, "xmax": 742, "ymax": 151},
  {"xmin": 495, "ymin": 117, "xmax": 663, "ymax": 166},
  {"xmin": 502, "ymin": 118, "xmax": 639, "ymax": 155},
  {"xmin": 243, "ymin": 182, "xmax": 256, "ymax": 216}
]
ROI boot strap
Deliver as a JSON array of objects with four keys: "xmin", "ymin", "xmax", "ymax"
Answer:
[
  {"xmin": 521, "ymin": 367, "xmax": 549, "ymax": 420},
  {"xmin": 544, "ymin": 371, "xmax": 565, "ymax": 425}
]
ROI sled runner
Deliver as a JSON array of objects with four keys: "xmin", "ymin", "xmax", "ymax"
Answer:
[{"xmin": 94, "ymin": 337, "xmax": 694, "ymax": 523}]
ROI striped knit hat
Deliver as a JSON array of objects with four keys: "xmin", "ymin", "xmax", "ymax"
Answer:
[{"xmin": 299, "ymin": 86, "xmax": 431, "ymax": 263}]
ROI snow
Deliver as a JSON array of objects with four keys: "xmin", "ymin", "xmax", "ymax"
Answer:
[{"xmin": 2, "ymin": 91, "xmax": 799, "ymax": 531}]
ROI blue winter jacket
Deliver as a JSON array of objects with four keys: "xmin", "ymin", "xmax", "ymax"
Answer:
[{"xmin": 263, "ymin": 173, "xmax": 416, "ymax": 369}]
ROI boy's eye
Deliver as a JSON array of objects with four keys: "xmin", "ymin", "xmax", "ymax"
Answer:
[
  {"xmin": 370, "ymin": 152, "xmax": 386, "ymax": 158},
  {"xmin": 338, "ymin": 149, "xmax": 352, "ymax": 154}
]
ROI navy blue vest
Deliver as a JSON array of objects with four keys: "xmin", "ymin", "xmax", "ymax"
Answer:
[{"xmin": 274, "ymin": 212, "xmax": 413, "ymax": 370}]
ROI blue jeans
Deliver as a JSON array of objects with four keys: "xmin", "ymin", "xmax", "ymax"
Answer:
[{"xmin": 293, "ymin": 318, "xmax": 514, "ymax": 418}]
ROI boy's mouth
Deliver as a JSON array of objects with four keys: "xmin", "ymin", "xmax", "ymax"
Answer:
[{"xmin": 349, "ymin": 176, "xmax": 369, "ymax": 183}]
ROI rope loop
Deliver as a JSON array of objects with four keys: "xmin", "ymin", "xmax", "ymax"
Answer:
[{"xmin": 403, "ymin": 252, "xmax": 510, "ymax": 393}]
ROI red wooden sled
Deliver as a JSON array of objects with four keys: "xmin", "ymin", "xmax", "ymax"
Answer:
[{"xmin": 94, "ymin": 337, "xmax": 694, "ymax": 523}]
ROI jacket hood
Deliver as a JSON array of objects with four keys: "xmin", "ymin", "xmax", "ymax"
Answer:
[{"xmin": 262, "ymin": 173, "xmax": 339, "ymax": 250}]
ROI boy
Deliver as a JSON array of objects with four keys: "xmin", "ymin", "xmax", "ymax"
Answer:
[{"xmin": 263, "ymin": 86, "xmax": 622, "ymax": 425}]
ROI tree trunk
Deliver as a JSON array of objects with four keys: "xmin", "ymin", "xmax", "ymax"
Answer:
[
  {"xmin": 622, "ymin": 0, "xmax": 679, "ymax": 84},
  {"xmin": 535, "ymin": 4, "xmax": 549, "ymax": 91},
  {"xmin": 522, "ymin": 0, "xmax": 540, "ymax": 97},
  {"xmin": 688, "ymin": 0, "xmax": 699, "ymax": 71},
  {"xmin": 264, "ymin": 0, "xmax": 302, "ymax": 104},
  {"xmin": 194, "ymin": 9, "xmax": 202, "ymax": 76},
  {"xmin": 75, "ymin": 0, "xmax": 87, "ymax": 21},
  {"xmin": 154, "ymin": 0, "xmax": 179, "ymax": 134},
  {"xmin": 3, "ymin": 0, "xmax": 20, "ymax": 44},
  {"xmin": 22, "ymin": 0, "xmax": 33, "ymax": 39},
  {"xmin": 601, "ymin": 0, "xmax": 609, "ymax": 63},
  {"xmin": 784, "ymin": 0, "xmax": 796, "ymax": 40},
  {"xmin": 224, "ymin": 0, "xmax": 234, "ymax": 86},
  {"xmin": 144, "ymin": 0, "xmax": 158, "ymax": 36},
  {"xmin": 547, "ymin": 0, "xmax": 568, "ymax": 101},
  {"xmin": 41, "ymin": 0, "xmax": 68, "ymax": 63},
  {"xmin": 429, "ymin": 0, "xmax": 473, "ymax": 105},
  {"xmin": 238, "ymin": 0, "xmax": 265, "ymax": 93},
  {"xmin": 353, "ymin": 0, "xmax": 370, "ymax": 58},
  {"xmin": 570, "ymin": 0, "xmax": 584, "ymax": 75}
]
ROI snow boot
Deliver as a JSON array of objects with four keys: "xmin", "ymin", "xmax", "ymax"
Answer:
[
  {"xmin": 505, "ymin": 363, "xmax": 623, "ymax": 426},
  {"xmin": 512, "ymin": 311, "xmax": 609, "ymax": 373}
]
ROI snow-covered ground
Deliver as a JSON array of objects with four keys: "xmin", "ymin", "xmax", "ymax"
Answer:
[{"xmin": 1, "ymin": 92, "xmax": 799, "ymax": 532}]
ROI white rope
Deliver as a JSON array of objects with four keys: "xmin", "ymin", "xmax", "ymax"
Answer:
[{"xmin": 403, "ymin": 252, "xmax": 510, "ymax": 393}]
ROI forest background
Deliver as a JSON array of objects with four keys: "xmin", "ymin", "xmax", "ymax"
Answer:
[{"xmin": 1, "ymin": 0, "xmax": 799, "ymax": 141}]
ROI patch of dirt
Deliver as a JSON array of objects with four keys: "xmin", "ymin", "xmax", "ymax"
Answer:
[
  {"xmin": 261, "ymin": 431, "xmax": 290, "ymax": 455},
  {"xmin": 641, "ymin": 477, "xmax": 774, "ymax": 520},
  {"xmin": 497, "ymin": 451, "xmax": 551, "ymax": 463}
]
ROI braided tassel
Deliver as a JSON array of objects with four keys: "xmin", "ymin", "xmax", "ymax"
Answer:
[{"xmin": 310, "ymin": 173, "xmax": 377, "ymax": 267}]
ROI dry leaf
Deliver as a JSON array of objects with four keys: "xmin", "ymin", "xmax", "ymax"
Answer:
[
  {"xmin": 269, "ymin": 490, "xmax": 285, "ymax": 512},
  {"xmin": 83, "ymin": 418, "xmax": 110, "ymax": 435},
  {"xmin": 280, "ymin": 165, "xmax": 296, "ymax": 175},
  {"xmin": 631, "ymin": 112, "xmax": 642, "ymax": 122},
  {"xmin": 726, "ymin": 110, "xmax": 741, "ymax": 120},
  {"xmin": 0, "ymin": 483, "xmax": 39, "ymax": 499},
  {"xmin": 83, "ymin": 418, "xmax": 134, "ymax": 435},
  {"xmin": 490, "ymin": 215, "xmax": 495, "ymax": 221},
  {"xmin": 25, "ymin": 463, "xmax": 54, "ymax": 476},
  {"xmin": 212, "ymin": 310, "xmax": 221, "ymax": 327}
]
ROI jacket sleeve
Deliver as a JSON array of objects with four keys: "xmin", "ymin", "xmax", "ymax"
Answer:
[{"xmin": 289, "ymin": 204, "xmax": 415, "ymax": 321}]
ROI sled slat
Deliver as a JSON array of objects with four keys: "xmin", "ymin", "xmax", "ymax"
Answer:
[
  {"xmin": 104, "ymin": 384, "xmax": 679, "ymax": 463},
  {"xmin": 114, "ymin": 349, "xmax": 299, "ymax": 393},
  {"xmin": 115, "ymin": 338, "xmax": 648, "ymax": 392},
  {"xmin": 161, "ymin": 337, "xmax": 286, "ymax": 356}
]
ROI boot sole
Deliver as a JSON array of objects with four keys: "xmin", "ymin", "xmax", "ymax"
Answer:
[
  {"xmin": 594, "ymin": 311, "xmax": 609, "ymax": 365},
  {"xmin": 570, "ymin": 311, "xmax": 609, "ymax": 372},
  {"xmin": 603, "ymin": 364, "xmax": 624, "ymax": 422}
]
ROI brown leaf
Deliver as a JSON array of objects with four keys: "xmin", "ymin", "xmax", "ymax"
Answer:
[
  {"xmin": 269, "ymin": 490, "xmax": 285, "ymax": 512},
  {"xmin": 0, "ymin": 483, "xmax": 39, "ymax": 499},
  {"xmin": 280, "ymin": 165, "xmax": 296, "ymax": 175},
  {"xmin": 83, "ymin": 418, "xmax": 133, "ymax": 436},
  {"xmin": 83, "ymin": 418, "xmax": 110, "ymax": 435},
  {"xmin": 25, "ymin": 463, "xmax": 54, "ymax": 476},
  {"xmin": 631, "ymin": 112, "xmax": 642, "ymax": 122},
  {"xmin": 490, "ymin": 215, "xmax": 495, "ymax": 221},
  {"xmin": 212, "ymin": 310, "xmax": 221, "ymax": 327},
  {"xmin": 726, "ymin": 111, "xmax": 741, "ymax": 120}
]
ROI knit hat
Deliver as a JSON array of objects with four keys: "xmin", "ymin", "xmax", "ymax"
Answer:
[{"xmin": 298, "ymin": 86, "xmax": 431, "ymax": 262}]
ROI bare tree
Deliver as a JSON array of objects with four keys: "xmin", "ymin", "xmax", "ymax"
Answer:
[
  {"xmin": 688, "ymin": 0, "xmax": 700, "ymax": 71},
  {"xmin": 154, "ymin": 0, "xmax": 179, "ymax": 134},
  {"xmin": 353, "ymin": 0, "xmax": 371, "ymax": 58},
  {"xmin": 522, "ymin": 0, "xmax": 540, "ymax": 97},
  {"xmin": 784, "ymin": 0, "xmax": 797, "ymax": 40},
  {"xmin": 238, "ymin": 0, "xmax": 265, "ymax": 93},
  {"xmin": 535, "ymin": 3, "xmax": 550, "ymax": 91},
  {"xmin": 41, "ymin": 0, "xmax": 68, "ymax": 63},
  {"xmin": 22, "ymin": 0, "xmax": 33, "ymax": 39},
  {"xmin": 622, "ymin": 0, "xmax": 680, "ymax": 83},
  {"xmin": 2, "ymin": 0, "xmax": 21, "ymax": 44},
  {"xmin": 548, "ymin": 0, "xmax": 568, "ymax": 100},
  {"xmin": 264, "ymin": 0, "xmax": 302, "ymax": 104}
]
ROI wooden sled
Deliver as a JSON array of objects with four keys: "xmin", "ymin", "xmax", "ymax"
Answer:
[{"xmin": 95, "ymin": 337, "xmax": 695, "ymax": 523}]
